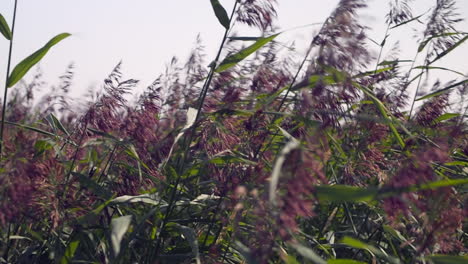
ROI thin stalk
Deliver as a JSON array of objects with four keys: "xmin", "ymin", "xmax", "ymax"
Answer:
[
  {"xmin": 252, "ymin": 18, "xmax": 330, "ymax": 161},
  {"xmin": 54, "ymin": 123, "xmax": 89, "ymax": 260},
  {"xmin": 459, "ymin": 102, "xmax": 468, "ymax": 126},
  {"xmin": 96, "ymin": 144, "xmax": 119, "ymax": 183},
  {"xmin": 220, "ymin": 237, "xmax": 234, "ymax": 263},
  {"xmin": 343, "ymin": 202, "xmax": 358, "ymax": 235},
  {"xmin": 0, "ymin": 0, "xmax": 18, "ymax": 156},
  {"xmin": 55, "ymin": 123, "xmax": 80, "ymax": 159},
  {"xmin": 251, "ymin": 40, "xmax": 314, "ymax": 160},
  {"xmin": 2, "ymin": 223, "xmax": 11, "ymax": 261},
  {"xmin": 278, "ymin": 46, "xmax": 312, "ymax": 111},
  {"xmin": 408, "ymin": 67, "xmax": 425, "ymax": 119},
  {"xmin": 386, "ymin": 37, "xmax": 420, "ymax": 99},
  {"xmin": 331, "ymin": 166, "xmax": 358, "ymax": 236},
  {"xmin": 201, "ymin": 196, "xmax": 223, "ymax": 248},
  {"xmin": 408, "ymin": 47, "xmax": 430, "ymax": 119},
  {"xmin": 153, "ymin": 1, "xmax": 239, "ymax": 258},
  {"xmin": 61, "ymin": 122, "xmax": 88, "ymax": 201},
  {"xmin": 1, "ymin": 2, "xmax": 18, "ymax": 260},
  {"xmin": 374, "ymin": 24, "xmax": 390, "ymax": 74}
]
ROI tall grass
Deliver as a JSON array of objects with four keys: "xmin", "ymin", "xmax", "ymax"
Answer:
[{"xmin": 0, "ymin": 0, "xmax": 467, "ymax": 263}]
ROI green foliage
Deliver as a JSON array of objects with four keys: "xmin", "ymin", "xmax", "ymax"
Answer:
[
  {"xmin": 416, "ymin": 79, "xmax": 468, "ymax": 101},
  {"xmin": 7, "ymin": 33, "xmax": 70, "ymax": 88},
  {"xmin": 0, "ymin": 13, "xmax": 12, "ymax": 40},
  {"xmin": 426, "ymin": 255, "xmax": 468, "ymax": 264},
  {"xmin": 210, "ymin": 0, "xmax": 231, "ymax": 29},
  {"xmin": 215, "ymin": 33, "xmax": 279, "ymax": 72}
]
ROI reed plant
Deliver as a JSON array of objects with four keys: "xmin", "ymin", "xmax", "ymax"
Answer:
[{"xmin": 0, "ymin": 0, "xmax": 467, "ymax": 263}]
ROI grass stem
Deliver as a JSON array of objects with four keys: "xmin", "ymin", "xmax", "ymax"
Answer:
[{"xmin": 0, "ymin": 0, "xmax": 18, "ymax": 157}]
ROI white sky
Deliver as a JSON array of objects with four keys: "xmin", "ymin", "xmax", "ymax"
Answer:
[{"xmin": 0, "ymin": 0, "xmax": 467, "ymax": 99}]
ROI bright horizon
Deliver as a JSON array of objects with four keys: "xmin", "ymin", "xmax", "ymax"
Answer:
[{"xmin": 0, "ymin": 0, "xmax": 467, "ymax": 99}]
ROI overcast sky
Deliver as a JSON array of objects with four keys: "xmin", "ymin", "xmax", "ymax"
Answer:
[{"xmin": 0, "ymin": 0, "xmax": 467, "ymax": 99}]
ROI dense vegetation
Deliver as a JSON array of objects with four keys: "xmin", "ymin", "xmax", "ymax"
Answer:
[{"xmin": 0, "ymin": 0, "xmax": 467, "ymax": 263}]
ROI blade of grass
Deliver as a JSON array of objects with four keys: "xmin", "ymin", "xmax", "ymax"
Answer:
[
  {"xmin": 415, "ymin": 79, "xmax": 468, "ymax": 101},
  {"xmin": 215, "ymin": 33, "xmax": 279, "ymax": 73},
  {"xmin": 0, "ymin": 13, "xmax": 12, "ymax": 40},
  {"xmin": 7, "ymin": 33, "xmax": 71, "ymax": 88},
  {"xmin": 352, "ymin": 82, "xmax": 405, "ymax": 148},
  {"xmin": 390, "ymin": 13, "xmax": 424, "ymax": 29},
  {"xmin": 210, "ymin": 0, "xmax": 230, "ymax": 29}
]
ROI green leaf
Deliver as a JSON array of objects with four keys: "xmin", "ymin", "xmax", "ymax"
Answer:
[
  {"xmin": 5, "ymin": 120, "xmax": 56, "ymax": 137},
  {"xmin": 110, "ymin": 215, "xmax": 132, "ymax": 258},
  {"xmin": 340, "ymin": 237, "xmax": 400, "ymax": 264},
  {"xmin": 328, "ymin": 259, "xmax": 367, "ymax": 264},
  {"xmin": 416, "ymin": 79, "xmax": 468, "ymax": 101},
  {"xmin": 417, "ymin": 33, "xmax": 466, "ymax": 53},
  {"xmin": 125, "ymin": 144, "xmax": 143, "ymax": 180},
  {"xmin": 49, "ymin": 113, "xmax": 70, "ymax": 136},
  {"xmin": 353, "ymin": 82, "xmax": 405, "ymax": 148},
  {"xmin": 376, "ymin": 179, "xmax": 468, "ymax": 199},
  {"xmin": 378, "ymin": 60, "xmax": 412, "ymax": 66},
  {"xmin": 73, "ymin": 172, "xmax": 112, "ymax": 199},
  {"xmin": 210, "ymin": 0, "xmax": 230, "ymax": 29},
  {"xmin": 414, "ymin": 178, "xmax": 468, "ymax": 192},
  {"xmin": 444, "ymin": 161, "xmax": 468, "ymax": 166},
  {"xmin": 383, "ymin": 225, "xmax": 407, "ymax": 243},
  {"xmin": 34, "ymin": 139, "xmax": 54, "ymax": 155},
  {"xmin": 315, "ymin": 185, "xmax": 378, "ymax": 203},
  {"xmin": 285, "ymin": 256, "xmax": 301, "ymax": 264},
  {"xmin": 428, "ymin": 35, "xmax": 468, "ymax": 64},
  {"xmin": 412, "ymin": 66, "xmax": 466, "ymax": 77},
  {"xmin": 380, "ymin": 34, "xmax": 389, "ymax": 46},
  {"xmin": 290, "ymin": 243, "xmax": 327, "ymax": 264},
  {"xmin": 292, "ymin": 75, "xmax": 339, "ymax": 91},
  {"xmin": 0, "ymin": 13, "xmax": 12, "ymax": 40},
  {"xmin": 291, "ymin": 66, "xmax": 348, "ymax": 91},
  {"xmin": 317, "ymin": 179, "xmax": 468, "ymax": 204},
  {"xmin": 390, "ymin": 13, "xmax": 424, "ymax": 29},
  {"xmin": 215, "ymin": 33, "xmax": 279, "ymax": 72},
  {"xmin": 87, "ymin": 127, "xmax": 119, "ymax": 141},
  {"xmin": 433, "ymin": 113, "xmax": 460, "ymax": 123},
  {"xmin": 209, "ymin": 155, "xmax": 256, "ymax": 165},
  {"xmin": 353, "ymin": 66, "xmax": 394, "ymax": 78},
  {"xmin": 26, "ymin": 228, "xmax": 44, "ymax": 242},
  {"xmin": 341, "ymin": 237, "xmax": 375, "ymax": 251},
  {"xmin": 426, "ymin": 255, "xmax": 468, "ymax": 264},
  {"xmin": 60, "ymin": 240, "xmax": 80, "ymax": 264},
  {"xmin": 7, "ymin": 33, "xmax": 71, "ymax": 88},
  {"xmin": 228, "ymin": 36, "xmax": 260, "ymax": 41},
  {"xmin": 368, "ymin": 37, "xmax": 380, "ymax": 46},
  {"xmin": 45, "ymin": 114, "xmax": 57, "ymax": 134},
  {"xmin": 258, "ymin": 84, "xmax": 289, "ymax": 106},
  {"xmin": 76, "ymin": 196, "xmax": 115, "ymax": 225}
]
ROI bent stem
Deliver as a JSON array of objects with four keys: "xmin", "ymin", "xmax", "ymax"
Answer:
[{"xmin": 0, "ymin": 0, "xmax": 18, "ymax": 157}]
